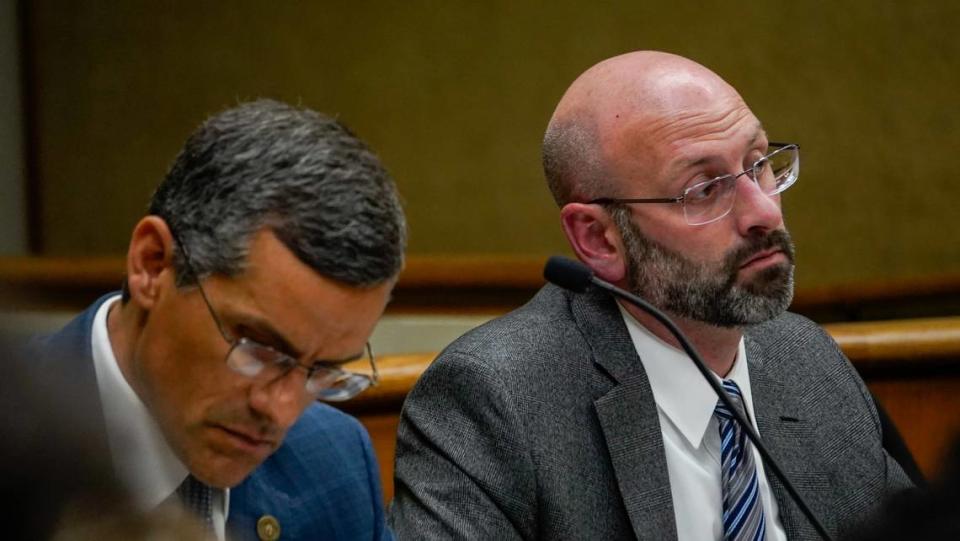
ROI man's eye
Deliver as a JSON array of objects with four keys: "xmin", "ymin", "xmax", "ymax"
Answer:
[
  {"xmin": 248, "ymin": 344, "xmax": 283, "ymax": 364},
  {"xmin": 755, "ymin": 157, "xmax": 773, "ymax": 175},
  {"xmin": 686, "ymin": 180, "xmax": 720, "ymax": 203}
]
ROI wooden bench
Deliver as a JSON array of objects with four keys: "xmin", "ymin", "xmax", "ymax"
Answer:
[{"xmin": 338, "ymin": 317, "xmax": 960, "ymax": 501}]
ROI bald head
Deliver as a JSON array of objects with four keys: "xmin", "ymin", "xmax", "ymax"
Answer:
[{"xmin": 542, "ymin": 51, "xmax": 750, "ymax": 206}]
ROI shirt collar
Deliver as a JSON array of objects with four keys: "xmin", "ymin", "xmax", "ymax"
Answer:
[
  {"xmin": 90, "ymin": 295, "xmax": 189, "ymax": 509},
  {"xmin": 617, "ymin": 302, "xmax": 755, "ymax": 449}
]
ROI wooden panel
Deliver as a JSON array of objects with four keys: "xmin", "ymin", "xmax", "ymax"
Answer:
[
  {"xmin": 3, "ymin": 256, "xmax": 960, "ymax": 319},
  {"xmin": 826, "ymin": 318, "xmax": 960, "ymax": 478},
  {"xmin": 868, "ymin": 377, "xmax": 960, "ymax": 478},
  {"xmin": 345, "ymin": 354, "xmax": 434, "ymax": 414},
  {"xmin": 825, "ymin": 317, "xmax": 960, "ymax": 365},
  {"xmin": 6, "ymin": 255, "xmax": 960, "ymax": 299},
  {"xmin": 360, "ymin": 414, "xmax": 402, "ymax": 504}
]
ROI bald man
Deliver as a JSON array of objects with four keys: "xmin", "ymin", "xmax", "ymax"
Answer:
[{"xmin": 390, "ymin": 52, "xmax": 913, "ymax": 540}]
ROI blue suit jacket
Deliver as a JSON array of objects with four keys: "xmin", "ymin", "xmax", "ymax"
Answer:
[{"xmin": 35, "ymin": 294, "xmax": 393, "ymax": 541}]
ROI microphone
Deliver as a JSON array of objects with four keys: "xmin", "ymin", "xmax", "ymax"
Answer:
[
  {"xmin": 543, "ymin": 255, "xmax": 833, "ymax": 541},
  {"xmin": 543, "ymin": 255, "xmax": 593, "ymax": 292}
]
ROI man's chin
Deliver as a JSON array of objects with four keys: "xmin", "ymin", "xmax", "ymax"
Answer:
[
  {"xmin": 185, "ymin": 442, "xmax": 271, "ymax": 489},
  {"xmin": 732, "ymin": 283, "xmax": 794, "ymax": 326},
  {"xmin": 738, "ymin": 262, "xmax": 794, "ymax": 298},
  {"xmin": 190, "ymin": 458, "xmax": 260, "ymax": 489},
  {"xmin": 684, "ymin": 268, "xmax": 794, "ymax": 328}
]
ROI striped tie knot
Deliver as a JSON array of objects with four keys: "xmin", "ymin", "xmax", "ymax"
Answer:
[{"xmin": 715, "ymin": 380, "xmax": 745, "ymax": 418}]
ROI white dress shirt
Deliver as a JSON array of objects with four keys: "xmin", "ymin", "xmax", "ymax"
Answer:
[
  {"xmin": 90, "ymin": 295, "xmax": 229, "ymax": 540},
  {"xmin": 618, "ymin": 303, "xmax": 787, "ymax": 541}
]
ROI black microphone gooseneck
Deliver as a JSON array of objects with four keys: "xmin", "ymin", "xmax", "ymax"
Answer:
[{"xmin": 544, "ymin": 256, "xmax": 833, "ymax": 541}]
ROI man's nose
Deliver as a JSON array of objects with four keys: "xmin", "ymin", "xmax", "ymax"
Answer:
[
  {"xmin": 732, "ymin": 174, "xmax": 783, "ymax": 235},
  {"xmin": 247, "ymin": 369, "xmax": 309, "ymax": 429}
]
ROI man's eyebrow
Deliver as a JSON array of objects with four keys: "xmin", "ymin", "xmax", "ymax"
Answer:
[
  {"xmin": 233, "ymin": 313, "xmax": 303, "ymax": 360},
  {"xmin": 748, "ymin": 123, "xmax": 767, "ymax": 148},
  {"xmin": 233, "ymin": 311, "xmax": 370, "ymax": 368},
  {"xmin": 311, "ymin": 348, "xmax": 368, "ymax": 368}
]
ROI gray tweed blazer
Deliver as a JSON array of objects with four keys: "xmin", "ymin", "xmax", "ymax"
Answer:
[{"xmin": 389, "ymin": 284, "xmax": 912, "ymax": 540}]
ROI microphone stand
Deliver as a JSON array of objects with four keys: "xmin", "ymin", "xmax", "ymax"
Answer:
[{"xmin": 545, "ymin": 256, "xmax": 833, "ymax": 541}]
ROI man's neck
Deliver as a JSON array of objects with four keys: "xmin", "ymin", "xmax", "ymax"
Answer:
[
  {"xmin": 106, "ymin": 299, "xmax": 143, "ymax": 392},
  {"xmin": 620, "ymin": 301, "xmax": 742, "ymax": 377}
]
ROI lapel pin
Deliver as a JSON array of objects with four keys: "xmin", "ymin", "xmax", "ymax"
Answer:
[{"xmin": 257, "ymin": 514, "xmax": 281, "ymax": 541}]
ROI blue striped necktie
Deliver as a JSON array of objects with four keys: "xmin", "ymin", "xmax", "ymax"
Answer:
[{"xmin": 715, "ymin": 379, "xmax": 766, "ymax": 541}]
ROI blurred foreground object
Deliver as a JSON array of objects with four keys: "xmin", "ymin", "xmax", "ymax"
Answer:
[{"xmin": 0, "ymin": 336, "xmax": 209, "ymax": 540}]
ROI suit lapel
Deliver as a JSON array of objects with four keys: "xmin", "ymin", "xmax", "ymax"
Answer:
[
  {"xmin": 35, "ymin": 295, "xmax": 114, "ymax": 457},
  {"xmin": 572, "ymin": 286, "xmax": 678, "ymax": 541},
  {"xmin": 746, "ymin": 334, "xmax": 816, "ymax": 540}
]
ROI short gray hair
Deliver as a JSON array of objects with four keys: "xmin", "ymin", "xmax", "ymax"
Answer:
[
  {"xmin": 541, "ymin": 115, "xmax": 608, "ymax": 206},
  {"xmin": 148, "ymin": 99, "xmax": 406, "ymax": 289}
]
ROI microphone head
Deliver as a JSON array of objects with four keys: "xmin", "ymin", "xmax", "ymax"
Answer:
[{"xmin": 543, "ymin": 256, "xmax": 594, "ymax": 293}]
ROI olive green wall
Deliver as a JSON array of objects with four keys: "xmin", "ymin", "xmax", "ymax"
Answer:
[
  {"xmin": 26, "ymin": 1, "xmax": 960, "ymax": 288},
  {"xmin": 0, "ymin": 0, "xmax": 26, "ymax": 255}
]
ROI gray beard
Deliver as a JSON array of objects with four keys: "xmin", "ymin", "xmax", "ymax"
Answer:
[{"xmin": 614, "ymin": 211, "xmax": 796, "ymax": 328}]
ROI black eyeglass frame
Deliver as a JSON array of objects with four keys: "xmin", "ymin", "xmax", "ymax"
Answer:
[
  {"xmin": 587, "ymin": 142, "xmax": 800, "ymax": 226},
  {"xmin": 169, "ymin": 229, "xmax": 379, "ymax": 402}
]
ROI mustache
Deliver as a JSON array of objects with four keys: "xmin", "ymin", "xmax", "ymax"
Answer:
[{"xmin": 723, "ymin": 229, "xmax": 795, "ymax": 273}]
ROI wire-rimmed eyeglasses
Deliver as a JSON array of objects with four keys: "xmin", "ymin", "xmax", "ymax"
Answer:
[
  {"xmin": 589, "ymin": 142, "xmax": 800, "ymax": 226},
  {"xmin": 172, "ymin": 231, "xmax": 379, "ymax": 402}
]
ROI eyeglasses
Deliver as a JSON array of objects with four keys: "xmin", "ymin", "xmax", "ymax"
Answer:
[
  {"xmin": 589, "ymin": 142, "xmax": 800, "ymax": 226},
  {"xmin": 172, "ymin": 232, "xmax": 379, "ymax": 402}
]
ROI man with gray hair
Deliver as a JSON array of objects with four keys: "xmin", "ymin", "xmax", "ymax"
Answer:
[
  {"xmin": 391, "ymin": 52, "xmax": 912, "ymax": 540},
  {"xmin": 35, "ymin": 99, "xmax": 404, "ymax": 540}
]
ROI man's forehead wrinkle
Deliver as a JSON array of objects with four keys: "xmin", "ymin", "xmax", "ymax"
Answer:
[{"xmin": 656, "ymin": 104, "xmax": 757, "ymax": 154}]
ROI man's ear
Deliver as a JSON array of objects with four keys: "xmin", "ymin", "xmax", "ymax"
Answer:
[
  {"xmin": 559, "ymin": 203, "xmax": 628, "ymax": 284},
  {"xmin": 125, "ymin": 216, "xmax": 176, "ymax": 310}
]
